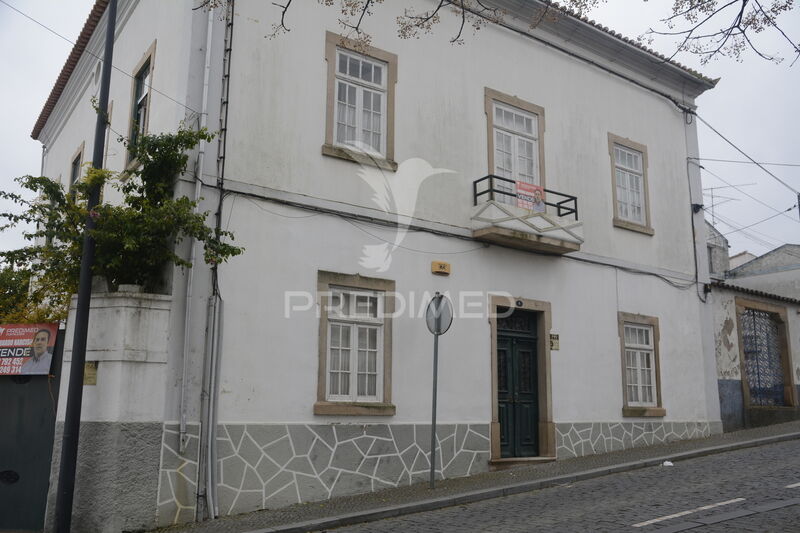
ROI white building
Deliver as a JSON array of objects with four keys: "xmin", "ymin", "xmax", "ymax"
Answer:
[{"xmin": 32, "ymin": 1, "xmax": 730, "ymax": 530}]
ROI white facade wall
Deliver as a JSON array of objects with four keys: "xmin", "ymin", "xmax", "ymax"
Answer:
[
  {"xmin": 224, "ymin": 1, "xmax": 698, "ymax": 274},
  {"xmin": 34, "ymin": 0, "xmax": 727, "ymax": 528},
  {"xmin": 215, "ymin": 198, "xmax": 715, "ymax": 425}
]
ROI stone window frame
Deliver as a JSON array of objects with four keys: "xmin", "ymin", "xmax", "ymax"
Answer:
[
  {"xmin": 618, "ymin": 312, "xmax": 666, "ymax": 417},
  {"xmin": 734, "ymin": 297, "xmax": 797, "ymax": 408},
  {"xmin": 484, "ymin": 88, "xmax": 547, "ymax": 190},
  {"xmin": 126, "ymin": 40, "xmax": 157, "ymax": 169},
  {"xmin": 322, "ymin": 31, "xmax": 398, "ymax": 171},
  {"xmin": 314, "ymin": 270, "xmax": 396, "ymax": 416},
  {"xmin": 608, "ymin": 133, "xmax": 654, "ymax": 236}
]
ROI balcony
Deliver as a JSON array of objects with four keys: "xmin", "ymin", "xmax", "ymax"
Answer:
[{"xmin": 471, "ymin": 175, "xmax": 584, "ymax": 255}]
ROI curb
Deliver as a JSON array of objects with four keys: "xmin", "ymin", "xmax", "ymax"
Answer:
[{"xmin": 247, "ymin": 431, "xmax": 800, "ymax": 533}]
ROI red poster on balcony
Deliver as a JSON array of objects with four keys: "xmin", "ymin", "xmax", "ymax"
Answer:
[
  {"xmin": 516, "ymin": 182, "xmax": 546, "ymax": 213},
  {"xmin": 0, "ymin": 323, "xmax": 58, "ymax": 375}
]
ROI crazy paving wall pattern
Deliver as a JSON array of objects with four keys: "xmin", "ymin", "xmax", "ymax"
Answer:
[
  {"xmin": 213, "ymin": 423, "xmax": 490, "ymax": 517},
  {"xmin": 156, "ymin": 423, "xmax": 200, "ymax": 527},
  {"xmin": 556, "ymin": 421, "xmax": 711, "ymax": 459}
]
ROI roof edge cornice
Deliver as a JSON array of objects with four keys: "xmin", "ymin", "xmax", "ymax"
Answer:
[{"xmin": 31, "ymin": 0, "xmax": 109, "ymax": 141}]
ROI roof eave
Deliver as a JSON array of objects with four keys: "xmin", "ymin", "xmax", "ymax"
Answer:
[{"xmin": 31, "ymin": 0, "xmax": 109, "ymax": 141}]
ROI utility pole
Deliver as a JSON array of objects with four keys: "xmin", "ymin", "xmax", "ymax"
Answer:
[{"xmin": 54, "ymin": 1, "xmax": 117, "ymax": 530}]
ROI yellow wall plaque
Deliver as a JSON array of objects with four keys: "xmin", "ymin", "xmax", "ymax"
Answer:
[{"xmin": 431, "ymin": 261, "xmax": 451, "ymax": 275}]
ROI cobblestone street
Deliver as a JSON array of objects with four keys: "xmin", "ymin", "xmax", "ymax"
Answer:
[{"xmin": 327, "ymin": 440, "xmax": 800, "ymax": 532}]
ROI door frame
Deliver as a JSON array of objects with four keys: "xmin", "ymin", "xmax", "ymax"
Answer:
[
  {"xmin": 734, "ymin": 296, "xmax": 796, "ymax": 409},
  {"xmin": 489, "ymin": 295, "xmax": 555, "ymax": 459}
]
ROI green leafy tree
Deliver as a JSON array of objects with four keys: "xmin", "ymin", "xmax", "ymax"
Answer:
[{"xmin": 0, "ymin": 127, "xmax": 243, "ymax": 321}]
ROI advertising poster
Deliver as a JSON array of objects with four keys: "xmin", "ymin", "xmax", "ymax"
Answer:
[
  {"xmin": 516, "ymin": 182, "xmax": 546, "ymax": 213},
  {"xmin": 0, "ymin": 323, "xmax": 58, "ymax": 375}
]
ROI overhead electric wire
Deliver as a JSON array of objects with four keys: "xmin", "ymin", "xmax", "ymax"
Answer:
[
  {"xmin": 0, "ymin": 0, "xmax": 200, "ymax": 116},
  {"xmin": 691, "ymin": 157, "xmax": 800, "ymax": 168},
  {"xmin": 711, "ymin": 212, "xmax": 780, "ymax": 249},
  {"xmin": 720, "ymin": 205, "xmax": 797, "ymax": 237},
  {"xmin": 694, "ymin": 114, "xmax": 799, "ymax": 195},
  {"xmin": 697, "ymin": 164, "xmax": 799, "ymax": 223}
]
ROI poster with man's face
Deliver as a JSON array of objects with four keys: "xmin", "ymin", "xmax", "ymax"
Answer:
[
  {"xmin": 0, "ymin": 323, "xmax": 58, "ymax": 375},
  {"xmin": 516, "ymin": 182, "xmax": 546, "ymax": 213}
]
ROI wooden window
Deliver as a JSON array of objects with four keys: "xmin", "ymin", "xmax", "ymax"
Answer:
[
  {"xmin": 327, "ymin": 288, "xmax": 384, "ymax": 402},
  {"xmin": 127, "ymin": 42, "xmax": 156, "ymax": 166},
  {"xmin": 623, "ymin": 324, "xmax": 656, "ymax": 406},
  {"xmin": 334, "ymin": 50, "xmax": 386, "ymax": 154},
  {"xmin": 485, "ymin": 88, "xmax": 546, "ymax": 205},
  {"xmin": 608, "ymin": 133, "xmax": 653, "ymax": 235},
  {"xmin": 67, "ymin": 141, "xmax": 85, "ymax": 196},
  {"xmin": 323, "ymin": 32, "xmax": 397, "ymax": 170},
  {"xmin": 492, "ymin": 102, "xmax": 540, "ymax": 204},
  {"xmin": 315, "ymin": 271, "xmax": 396, "ymax": 416},
  {"xmin": 69, "ymin": 153, "xmax": 82, "ymax": 189},
  {"xmin": 618, "ymin": 312, "xmax": 665, "ymax": 417},
  {"xmin": 130, "ymin": 60, "xmax": 151, "ymax": 150}
]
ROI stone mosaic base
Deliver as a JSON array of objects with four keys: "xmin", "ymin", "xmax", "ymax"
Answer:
[
  {"xmin": 215, "ymin": 423, "xmax": 490, "ymax": 517},
  {"xmin": 156, "ymin": 423, "xmax": 201, "ymax": 527},
  {"xmin": 556, "ymin": 421, "xmax": 712, "ymax": 459}
]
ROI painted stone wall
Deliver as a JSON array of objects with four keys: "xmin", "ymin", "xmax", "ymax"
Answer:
[
  {"xmin": 711, "ymin": 291, "xmax": 746, "ymax": 431},
  {"xmin": 556, "ymin": 421, "xmax": 713, "ymax": 459},
  {"xmin": 156, "ymin": 423, "xmax": 200, "ymax": 527},
  {"xmin": 713, "ymin": 295, "xmax": 741, "ymax": 380},
  {"xmin": 156, "ymin": 423, "xmax": 489, "ymax": 524}
]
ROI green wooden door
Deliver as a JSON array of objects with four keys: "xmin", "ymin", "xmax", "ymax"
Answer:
[{"xmin": 497, "ymin": 309, "xmax": 539, "ymax": 458}]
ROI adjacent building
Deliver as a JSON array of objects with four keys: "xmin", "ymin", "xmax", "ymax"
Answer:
[
  {"xmin": 727, "ymin": 244, "xmax": 800, "ymax": 300},
  {"xmin": 32, "ymin": 0, "xmax": 732, "ymax": 530}
]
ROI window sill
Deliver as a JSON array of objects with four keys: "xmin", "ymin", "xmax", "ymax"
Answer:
[
  {"xmin": 622, "ymin": 406, "xmax": 666, "ymax": 418},
  {"xmin": 613, "ymin": 218, "xmax": 655, "ymax": 236},
  {"xmin": 314, "ymin": 401, "xmax": 396, "ymax": 416},
  {"xmin": 321, "ymin": 143, "xmax": 397, "ymax": 171}
]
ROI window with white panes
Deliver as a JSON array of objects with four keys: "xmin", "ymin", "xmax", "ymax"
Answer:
[
  {"xmin": 492, "ymin": 102, "xmax": 540, "ymax": 204},
  {"xmin": 69, "ymin": 153, "xmax": 82, "ymax": 189},
  {"xmin": 327, "ymin": 288, "xmax": 384, "ymax": 402},
  {"xmin": 614, "ymin": 144, "xmax": 646, "ymax": 225},
  {"xmin": 335, "ymin": 49, "xmax": 387, "ymax": 155},
  {"xmin": 623, "ymin": 323, "xmax": 657, "ymax": 407},
  {"xmin": 129, "ymin": 59, "xmax": 151, "ymax": 162}
]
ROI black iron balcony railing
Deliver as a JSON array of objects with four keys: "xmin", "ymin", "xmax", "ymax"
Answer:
[{"xmin": 473, "ymin": 175, "xmax": 579, "ymax": 221}]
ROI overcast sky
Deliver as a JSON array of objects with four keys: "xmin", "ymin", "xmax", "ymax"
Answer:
[{"xmin": 1, "ymin": 0, "xmax": 798, "ymax": 257}]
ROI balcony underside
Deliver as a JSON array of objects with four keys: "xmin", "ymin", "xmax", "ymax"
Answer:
[
  {"xmin": 470, "ymin": 200, "xmax": 583, "ymax": 255},
  {"xmin": 473, "ymin": 226, "xmax": 580, "ymax": 255}
]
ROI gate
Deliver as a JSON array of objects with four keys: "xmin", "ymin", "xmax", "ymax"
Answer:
[
  {"xmin": 740, "ymin": 308, "xmax": 785, "ymax": 406},
  {"xmin": 0, "ymin": 330, "xmax": 63, "ymax": 531}
]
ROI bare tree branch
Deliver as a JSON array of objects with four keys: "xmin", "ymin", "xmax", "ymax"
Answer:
[{"xmin": 196, "ymin": 0, "xmax": 797, "ymax": 66}]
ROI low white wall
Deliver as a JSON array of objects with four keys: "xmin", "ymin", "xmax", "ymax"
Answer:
[{"xmin": 59, "ymin": 291, "xmax": 171, "ymax": 423}]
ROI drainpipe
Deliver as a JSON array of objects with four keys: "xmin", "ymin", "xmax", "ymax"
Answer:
[
  {"xmin": 180, "ymin": 4, "xmax": 216, "ymax": 455},
  {"xmin": 40, "ymin": 144, "xmax": 47, "ymax": 176},
  {"xmin": 198, "ymin": 0, "xmax": 234, "ymax": 519}
]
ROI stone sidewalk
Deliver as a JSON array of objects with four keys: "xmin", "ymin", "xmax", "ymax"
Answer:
[{"xmin": 152, "ymin": 421, "xmax": 800, "ymax": 533}]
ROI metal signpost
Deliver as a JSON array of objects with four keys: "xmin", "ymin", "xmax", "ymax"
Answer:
[{"xmin": 424, "ymin": 292, "xmax": 453, "ymax": 489}]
